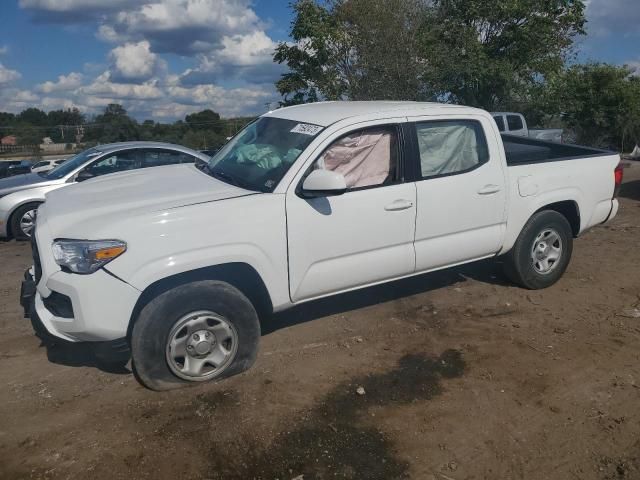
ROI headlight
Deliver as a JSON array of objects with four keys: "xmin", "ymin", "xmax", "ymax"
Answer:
[{"xmin": 52, "ymin": 239, "xmax": 127, "ymax": 274}]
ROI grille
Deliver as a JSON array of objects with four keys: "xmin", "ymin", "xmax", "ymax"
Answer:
[{"xmin": 31, "ymin": 230, "xmax": 42, "ymax": 283}]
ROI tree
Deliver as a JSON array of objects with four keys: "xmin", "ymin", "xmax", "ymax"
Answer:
[
  {"xmin": 274, "ymin": 0, "xmax": 356, "ymax": 104},
  {"xmin": 0, "ymin": 112, "xmax": 15, "ymax": 127},
  {"xmin": 185, "ymin": 109, "xmax": 223, "ymax": 133},
  {"xmin": 84, "ymin": 104, "xmax": 140, "ymax": 144},
  {"xmin": 17, "ymin": 107, "xmax": 48, "ymax": 126},
  {"xmin": 103, "ymin": 104, "xmax": 128, "ymax": 117},
  {"xmin": 47, "ymin": 108, "xmax": 85, "ymax": 143},
  {"xmin": 274, "ymin": 0, "xmax": 429, "ymax": 104},
  {"xmin": 549, "ymin": 63, "xmax": 640, "ymax": 150},
  {"xmin": 274, "ymin": 0, "xmax": 586, "ymax": 110},
  {"xmin": 425, "ymin": 0, "xmax": 586, "ymax": 109}
]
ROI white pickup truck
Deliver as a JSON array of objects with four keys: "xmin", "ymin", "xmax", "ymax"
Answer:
[
  {"xmin": 491, "ymin": 112, "xmax": 564, "ymax": 143},
  {"xmin": 20, "ymin": 102, "xmax": 622, "ymax": 390}
]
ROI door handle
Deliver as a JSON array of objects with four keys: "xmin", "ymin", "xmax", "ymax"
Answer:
[
  {"xmin": 384, "ymin": 199, "xmax": 414, "ymax": 211},
  {"xmin": 477, "ymin": 184, "xmax": 501, "ymax": 195}
]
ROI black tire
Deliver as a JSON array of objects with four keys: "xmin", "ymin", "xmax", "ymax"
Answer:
[
  {"xmin": 503, "ymin": 210, "xmax": 573, "ymax": 290},
  {"xmin": 10, "ymin": 202, "xmax": 41, "ymax": 241},
  {"xmin": 131, "ymin": 280, "xmax": 260, "ymax": 391}
]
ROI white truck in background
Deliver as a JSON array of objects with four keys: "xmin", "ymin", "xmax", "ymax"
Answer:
[
  {"xmin": 20, "ymin": 101, "xmax": 622, "ymax": 391},
  {"xmin": 491, "ymin": 112, "xmax": 564, "ymax": 143}
]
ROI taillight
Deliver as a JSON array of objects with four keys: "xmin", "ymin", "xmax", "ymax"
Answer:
[{"xmin": 614, "ymin": 162, "xmax": 624, "ymax": 197}]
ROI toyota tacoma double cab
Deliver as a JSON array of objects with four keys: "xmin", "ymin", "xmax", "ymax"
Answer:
[{"xmin": 20, "ymin": 102, "xmax": 622, "ymax": 390}]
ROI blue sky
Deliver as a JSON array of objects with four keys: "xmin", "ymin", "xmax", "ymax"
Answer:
[{"xmin": 0, "ymin": 0, "xmax": 638, "ymax": 120}]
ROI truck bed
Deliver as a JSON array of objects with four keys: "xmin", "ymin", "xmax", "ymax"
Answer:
[{"xmin": 502, "ymin": 134, "xmax": 612, "ymax": 166}]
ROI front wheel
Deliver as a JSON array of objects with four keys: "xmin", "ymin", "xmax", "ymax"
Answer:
[
  {"xmin": 10, "ymin": 202, "xmax": 42, "ymax": 240},
  {"xmin": 131, "ymin": 280, "xmax": 260, "ymax": 391},
  {"xmin": 503, "ymin": 210, "xmax": 573, "ymax": 290}
]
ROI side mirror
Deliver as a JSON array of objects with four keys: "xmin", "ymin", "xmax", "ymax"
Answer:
[
  {"xmin": 301, "ymin": 169, "xmax": 347, "ymax": 197},
  {"xmin": 75, "ymin": 170, "xmax": 94, "ymax": 182}
]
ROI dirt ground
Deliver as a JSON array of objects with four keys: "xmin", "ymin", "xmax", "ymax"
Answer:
[{"xmin": 1, "ymin": 164, "xmax": 639, "ymax": 480}]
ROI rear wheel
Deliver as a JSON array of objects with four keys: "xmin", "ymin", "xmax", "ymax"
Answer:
[
  {"xmin": 131, "ymin": 280, "xmax": 260, "ymax": 391},
  {"xmin": 503, "ymin": 210, "xmax": 573, "ymax": 289},
  {"xmin": 10, "ymin": 202, "xmax": 42, "ymax": 240}
]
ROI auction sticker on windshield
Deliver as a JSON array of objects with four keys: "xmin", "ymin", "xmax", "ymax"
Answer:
[{"xmin": 290, "ymin": 123, "xmax": 323, "ymax": 136}]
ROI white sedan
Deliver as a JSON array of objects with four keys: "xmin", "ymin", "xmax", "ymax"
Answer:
[{"xmin": 31, "ymin": 158, "xmax": 67, "ymax": 174}]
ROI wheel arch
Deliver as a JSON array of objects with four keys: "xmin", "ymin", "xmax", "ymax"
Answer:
[
  {"xmin": 126, "ymin": 262, "xmax": 273, "ymax": 339},
  {"xmin": 534, "ymin": 200, "xmax": 580, "ymax": 237},
  {"xmin": 7, "ymin": 199, "xmax": 44, "ymax": 238}
]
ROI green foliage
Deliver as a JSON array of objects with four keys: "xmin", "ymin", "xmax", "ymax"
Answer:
[
  {"xmin": 185, "ymin": 109, "xmax": 223, "ymax": 132},
  {"xmin": 549, "ymin": 63, "xmax": 640, "ymax": 150},
  {"xmin": 0, "ymin": 104, "xmax": 252, "ymax": 150},
  {"xmin": 274, "ymin": 0, "xmax": 350, "ymax": 104},
  {"xmin": 275, "ymin": 0, "xmax": 586, "ymax": 109},
  {"xmin": 84, "ymin": 104, "xmax": 141, "ymax": 143},
  {"xmin": 18, "ymin": 107, "xmax": 48, "ymax": 126},
  {"xmin": 426, "ymin": 0, "xmax": 585, "ymax": 109}
]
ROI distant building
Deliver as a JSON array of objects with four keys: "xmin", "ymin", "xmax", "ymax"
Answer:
[{"xmin": 1, "ymin": 135, "xmax": 17, "ymax": 145}]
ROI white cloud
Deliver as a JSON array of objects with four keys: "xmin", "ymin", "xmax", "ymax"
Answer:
[
  {"xmin": 109, "ymin": 41, "xmax": 162, "ymax": 82},
  {"xmin": 0, "ymin": 87, "xmax": 41, "ymax": 112},
  {"xmin": 37, "ymin": 72, "xmax": 83, "ymax": 93},
  {"xmin": 110, "ymin": 0, "xmax": 263, "ymax": 53},
  {"xmin": 80, "ymin": 72, "xmax": 163, "ymax": 100},
  {"xmin": 20, "ymin": 0, "xmax": 283, "ymax": 86},
  {"xmin": 586, "ymin": 0, "xmax": 640, "ymax": 37},
  {"xmin": 97, "ymin": 25, "xmax": 120, "ymax": 43},
  {"xmin": 180, "ymin": 31, "xmax": 283, "ymax": 85},
  {"xmin": 0, "ymin": 63, "xmax": 21, "ymax": 85},
  {"xmin": 14, "ymin": 0, "xmax": 283, "ymax": 119},
  {"xmin": 626, "ymin": 60, "xmax": 640, "ymax": 76},
  {"xmin": 19, "ymin": 0, "xmax": 128, "ymax": 10},
  {"xmin": 15, "ymin": 90, "xmax": 39, "ymax": 102}
]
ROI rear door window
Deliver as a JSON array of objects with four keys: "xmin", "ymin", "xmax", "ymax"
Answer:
[
  {"xmin": 507, "ymin": 115, "xmax": 524, "ymax": 131},
  {"xmin": 414, "ymin": 120, "xmax": 489, "ymax": 178},
  {"xmin": 142, "ymin": 149, "xmax": 197, "ymax": 168},
  {"xmin": 85, "ymin": 150, "xmax": 141, "ymax": 177}
]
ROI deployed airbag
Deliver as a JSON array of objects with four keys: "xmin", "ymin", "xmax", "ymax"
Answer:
[{"xmin": 319, "ymin": 129, "xmax": 392, "ymax": 188}]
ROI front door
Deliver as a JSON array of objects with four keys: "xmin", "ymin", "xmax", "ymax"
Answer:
[{"xmin": 286, "ymin": 121, "xmax": 417, "ymax": 302}]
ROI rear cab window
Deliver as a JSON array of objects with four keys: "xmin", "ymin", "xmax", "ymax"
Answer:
[
  {"xmin": 507, "ymin": 115, "xmax": 524, "ymax": 131},
  {"xmin": 412, "ymin": 120, "xmax": 489, "ymax": 178}
]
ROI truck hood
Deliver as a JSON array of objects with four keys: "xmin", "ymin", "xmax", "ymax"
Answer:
[
  {"xmin": 0, "ymin": 172, "xmax": 58, "ymax": 196},
  {"xmin": 42, "ymin": 163, "xmax": 255, "ymax": 238}
]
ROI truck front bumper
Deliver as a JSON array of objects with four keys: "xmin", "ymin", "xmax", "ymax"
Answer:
[
  {"xmin": 21, "ymin": 269, "xmax": 133, "ymax": 362},
  {"xmin": 27, "ymin": 220, "xmax": 142, "ymax": 343}
]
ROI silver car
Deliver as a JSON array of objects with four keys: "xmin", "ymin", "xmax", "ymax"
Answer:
[{"xmin": 0, "ymin": 141, "xmax": 210, "ymax": 240}]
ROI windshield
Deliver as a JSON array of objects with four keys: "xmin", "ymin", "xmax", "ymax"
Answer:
[
  {"xmin": 45, "ymin": 148, "xmax": 102, "ymax": 179},
  {"xmin": 207, "ymin": 117, "xmax": 323, "ymax": 192}
]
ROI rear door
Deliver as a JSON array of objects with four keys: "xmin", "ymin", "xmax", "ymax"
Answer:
[{"xmin": 408, "ymin": 115, "xmax": 507, "ymax": 271}]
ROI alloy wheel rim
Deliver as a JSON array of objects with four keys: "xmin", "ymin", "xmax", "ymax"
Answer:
[
  {"xmin": 165, "ymin": 310, "xmax": 238, "ymax": 381},
  {"xmin": 19, "ymin": 209, "xmax": 37, "ymax": 237},
  {"xmin": 530, "ymin": 228, "xmax": 563, "ymax": 275}
]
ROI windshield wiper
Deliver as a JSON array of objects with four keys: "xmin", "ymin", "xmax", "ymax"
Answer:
[
  {"xmin": 196, "ymin": 162, "xmax": 265, "ymax": 192},
  {"xmin": 209, "ymin": 167, "xmax": 262, "ymax": 192}
]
